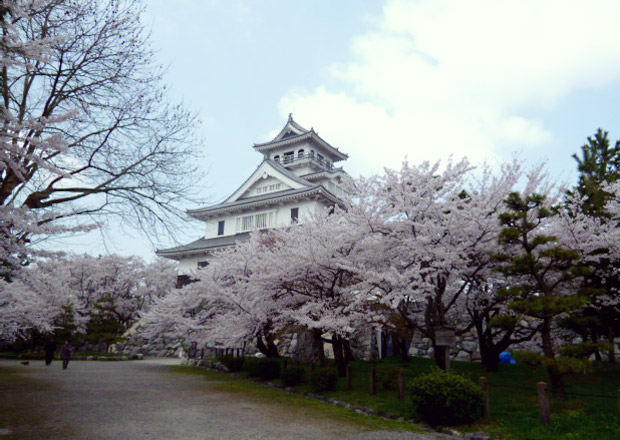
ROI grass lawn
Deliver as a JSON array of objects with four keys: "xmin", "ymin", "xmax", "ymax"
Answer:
[
  {"xmin": 193, "ymin": 355, "xmax": 620, "ymax": 440},
  {"xmin": 171, "ymin": 365, "xmax": 425, "ymax": 434}
]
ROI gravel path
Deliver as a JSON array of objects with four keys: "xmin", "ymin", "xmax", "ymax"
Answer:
[{"xmin": 0, "ymin": 358, "xmax": 448, "ymax": 440}]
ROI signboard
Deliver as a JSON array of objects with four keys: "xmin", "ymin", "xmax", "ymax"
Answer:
[{"xmin": 435, "ymin": 326, "xmax": 456, "ymax": 347}]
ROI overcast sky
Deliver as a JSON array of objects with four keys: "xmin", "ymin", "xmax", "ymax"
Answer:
[{"xmin": 53, "ymin": 0, "xmax": 620, "ymax": 260}]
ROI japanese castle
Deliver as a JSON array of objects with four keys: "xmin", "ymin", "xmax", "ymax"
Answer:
[{"xmin": 156, "ymin": 115, "xmax": 349, "ymax": 285}]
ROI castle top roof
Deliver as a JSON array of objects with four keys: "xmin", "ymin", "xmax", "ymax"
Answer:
[{"xmin": 253, "ymin": 114, "xmax": 348, "ymax": 162}]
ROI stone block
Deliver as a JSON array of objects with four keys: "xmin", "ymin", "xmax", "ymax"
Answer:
[
  {"xmin": 455, "ymin": 351, "xmax": 470, "ymax": 361},
  {"xmin": 461, "ymin": 341, "xmax": 477, "ymax": 353}
]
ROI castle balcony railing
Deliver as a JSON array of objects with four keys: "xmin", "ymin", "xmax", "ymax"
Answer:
[{"xmin": 274, "ymin": 152, "xmax": 334, "ymax": 170}]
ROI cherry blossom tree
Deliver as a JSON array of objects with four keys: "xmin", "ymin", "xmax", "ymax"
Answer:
[
  {"xmin": 142, "ymin": 232, "xmax": 292, "ymax": 357},
  {"xmin": 143, "ymin": 209, "xmax": 378, "ymax": 373},
  {"xmin": 266, "ymin": 208, "xmax": 380, "ymax": 373},
  {"xmin": 0, "ymin": 256, "xmax": 80, "ymax": 343},
  {"xmin": 56, "ymin": 254, "xmax": 176, "ymax": 329},
  {"xmin": 344, "ymin": 158, "xmax": 524, "ymax": 369},
  {"xmin": 0, "ymin": 252, "xmax": 176, "ymax": 344}
]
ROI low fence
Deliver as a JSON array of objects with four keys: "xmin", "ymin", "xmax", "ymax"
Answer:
[{"xmin": 355, "ymin": 367, "xmax": 620, "ymax": 426}]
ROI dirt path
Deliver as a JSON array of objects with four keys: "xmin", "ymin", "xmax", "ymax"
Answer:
[{"xmin": 0, "ymin": 358, "xmax": 447, "ymax": 440}]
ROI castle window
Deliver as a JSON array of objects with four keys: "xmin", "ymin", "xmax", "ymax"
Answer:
[
  {"xmin": 291, "ymin": 207, "xmax": 299, "ymax": 223},
  {"xmin": 283, "ymin": 151, "xmax": 294, "ymax": 164},
  {"xmin": 273, "ymin": 155, "xmax": 280, "ymax": 162},
  {"xmin": 198, "ymin": 261, "xmax": 209, "ymax": 268},
  {"xmin": 236, "ymin": 211, "xmax": 276, "ymax": 232},
  {"xmin": 217, "ymin": 220, "xmax": 225, "ymax": 236},
  {"xmin": 257, "ymin": 183, "xmax": 281, "ymax": 194},
  {"xmin": 298, "ymin": 149, "xmax": 305, "ymax": 158}
]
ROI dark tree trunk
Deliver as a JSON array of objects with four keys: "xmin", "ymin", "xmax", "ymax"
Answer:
[
  {"xmin": 608, "ymin": 328, "xmax": 616, "ymax": 363},
  {"xmin": 473, "ymin": 313, "xmax": 517, "ymax": 372},
  {"xmin": 433, "ymin": 344, "xmax": 448, "ymax": 371},
  {"xmin": 255, "ymin": 335, "xmax": 269, "ymax": 356},
  {"xmin": 482, "ymin": 347, "xmax": 501, "ymax": 372},
  {"xmin": 391, "ymin": 334, "xmax": 402, "ymax": 358},
  {"xmin": 475, "ymin": 317, "xmax": 489, "ymax": 367},
  {"xmin": 30, "ymin": 329, "xmax": 41, "ymax": 353},
  {"xmin": 547, "ymin": 362, "xmax": 566, "ymax": 399},
  {"xmin": 394, "ymin": 334, "xmax": 410, "ymax": 363},
  {"xmin": 541, "ymin": 317, "xmax": 565, "ymax": 399},
  {"xmin": 266, "ymin": 339, "xmax": 279, "ymax": 358},
  {"xmin": 256, "ymin": 334, "xmax": 280, "ymax": 358},
  {"xmin": 313, "ymin": 329, "xmax": 327, "ymax": 367},
  {"xmin": 343, "ymin": 339, "xmax": 354, "ymax": 364},
  {"xmin": 591, "ymin": 331, "xmax": 602, "ymax": 362},
  {"xmin": 332, "ymin": 336, "xmax": 347, "ymax": 377}
]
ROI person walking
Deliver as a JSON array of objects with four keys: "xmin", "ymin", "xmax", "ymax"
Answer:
[
  {"xmin": 59, "ymin": 340, "xmax": 74, "ymax": 370},
  {"xmin": 44, "ymin": 338, "xmax": 57, "ymax": 366}
]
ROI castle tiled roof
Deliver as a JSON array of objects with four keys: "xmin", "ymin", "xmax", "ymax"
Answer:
[{"xmin": 155, "ymin": 232, "xmax": 252, "ymax": 259}]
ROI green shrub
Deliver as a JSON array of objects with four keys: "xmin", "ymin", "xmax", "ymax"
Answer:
[
  {"xmin": 280, "ymin": 365, "xmax": 305, "ymax": 386},
  {"xmin": 221, "ymin": 355, "xmax": 245, "ymax": 372},
  {"xmin": 408, "ymin": 368, "xmax": 483, "ymax": 426},
  {"xmin": 559, "ymin": 342, "xmax": 610, "ymax": 360},
  {"xmin": 307, "ymin": 367, "xmax": 338, "ymax": 392},
  {"xmin": 376, "ymin": 365, "xmax": 400, "ymax": 390},
  {"xmin": 542, "ymin": 356, "xmax": 590, "ymax": 375},
  {"xmin": 245, "ymin": 357, "xmax": 280, "ymax": 380},
  {"xmin": 512, "ymin": 350, "xmax": 543, "ymax": 366}
]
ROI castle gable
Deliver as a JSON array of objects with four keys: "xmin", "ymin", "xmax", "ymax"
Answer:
[{"xmin": 225, "ymin": 159, "xmax": 313, "ymax": 203}]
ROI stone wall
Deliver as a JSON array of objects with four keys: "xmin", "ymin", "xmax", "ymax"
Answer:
[{"xmin": 408, "ymin": 326, "xmax": 620, "ymax": 362}]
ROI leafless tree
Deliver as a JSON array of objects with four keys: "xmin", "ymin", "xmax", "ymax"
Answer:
[{"xmin": 0, "ymin": 0, "xmax": 203, "ymax": 263}]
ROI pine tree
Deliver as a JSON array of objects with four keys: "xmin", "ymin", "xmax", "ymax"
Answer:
[
  {"xmin": 86, "ymin": 294, "xmax": 125, "ymax": 354},
  {"xmin": 570, "ymin": 128, "xmax": 620, "ymax": 217},
  {"xmin": 495, "ymin": 192, "xmax": 588, "ymax": 398},
  {"xmin": 566, "ymin": 128, "xmax": 620, "ymax": 362}
]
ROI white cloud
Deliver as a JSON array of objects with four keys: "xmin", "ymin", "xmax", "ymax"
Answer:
[{"xmin": 278, "ymin": 0, "xmax": 620, "ymax": 177}]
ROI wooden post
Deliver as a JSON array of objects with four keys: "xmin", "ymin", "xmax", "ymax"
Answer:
[
  {"xmin": 398, "ymin": 369, "xmax": 406, "ymax": 400},
  {"xmin": 346, "ymin": 364, "xmax": 352, "ymax": 390},
  {"xmin": 537, "ymin": 382, "xmax": 551, "ymax": 426},
  {"xmin": 479, "ymin": 376, "xmax": 490, "ymax": 417},
  {"xmin": 370, "ymin": 368, "xmax": 377, "ymax": 395},
  {"xmin": 617, "ymin": 389, "xmax": 620, "ymax": 419}
]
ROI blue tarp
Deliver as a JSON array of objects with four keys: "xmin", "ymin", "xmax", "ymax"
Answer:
[{"xmin": 499, "ymin": 351, "xmax": 516, "ymax": 364}]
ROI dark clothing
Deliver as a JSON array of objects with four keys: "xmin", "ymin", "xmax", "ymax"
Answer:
[
  {"xmin": 59, "ymin": 343, "xmax": 74, "ymax": 370},
  {"xmin": 44, "ymin": 341, "xmax": 57, "ymax": 366}
]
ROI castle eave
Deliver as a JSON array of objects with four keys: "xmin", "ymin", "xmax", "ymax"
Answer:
[
  {"xmin": 156, "ymin": 232, "xmax": 252, "ymax": 260},
  {"xmin": 253, "ymin": 131, "xmax": 348, "ymax": 162},
  {"xmin": 187, "ymin": 186, "xmax": 340, "ymax": 221}
]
